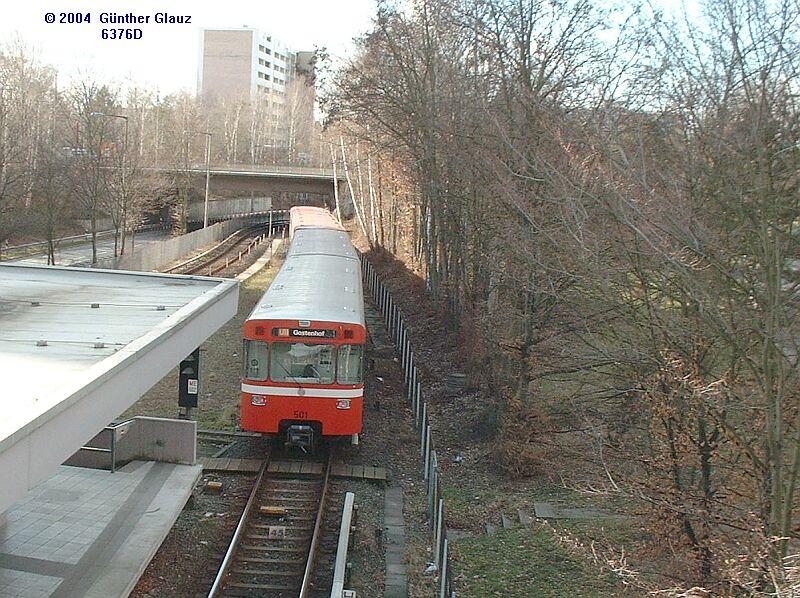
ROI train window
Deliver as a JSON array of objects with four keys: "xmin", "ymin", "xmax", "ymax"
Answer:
[
  {"xmin": 270, "ymin": 343, "xmax": 335, "ymax": 384},
  {"xmin": 337, "ymin": 345, "xmax": 363, "ymax": 384},
  {"xmin": 243, "ymin": 340, "xmax": 269, "ymax": 381}
]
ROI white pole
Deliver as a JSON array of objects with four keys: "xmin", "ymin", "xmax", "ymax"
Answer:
[
  {"xmin": 330, "ymin": 143, "xmax": 342, "ymax": 223},
  {"xmin": 203, "ymin": 134, "xmax": 211, "ymax": 228},
  {"xmin": 421, "ymin": 403, "xmax": 427, "ymax": 453},
  {"xmin": 434, "ymin": 498, "xmax": 444, "ymax": 569},
  {"xmin": 424, "ymin": 425, "xmax": 432, "ymax": 480},
  {"xmin": 439, "ymin": 539, "xmax": 449, "ymax": 598}
]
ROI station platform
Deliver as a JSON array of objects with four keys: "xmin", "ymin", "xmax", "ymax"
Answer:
[
  {"xmin": 0, "ymin": 263, "xmax": 237, "ymax": 517},
  {"xmin": 0, "ymin": 461, "xmax": 201, "ymax": 597}
]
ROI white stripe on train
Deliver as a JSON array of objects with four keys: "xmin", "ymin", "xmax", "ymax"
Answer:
[{"xmin": 241, "ymin": 384, "xmax": 363, "ymax": 399}]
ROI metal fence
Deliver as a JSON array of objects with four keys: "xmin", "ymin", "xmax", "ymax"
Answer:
[
  {"xmin": 187, "ymin": 197, "xmax": 273, "ymax": 222},
  {"xmin": 360, "ymin": 256, "xmax": 457, "ymax": 598}
]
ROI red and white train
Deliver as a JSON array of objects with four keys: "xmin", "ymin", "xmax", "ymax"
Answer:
[{"xmin": 240, "ymin": 206, "xmax": 365, "ymax": 450}]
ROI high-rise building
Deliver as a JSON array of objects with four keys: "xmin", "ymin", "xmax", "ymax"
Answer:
[{"xmin": 197, "ymin": 27, "xmax": 310, "ymax": 103}]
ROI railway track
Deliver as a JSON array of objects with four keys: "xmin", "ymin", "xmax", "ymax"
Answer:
[
  {"xmin": 208, "ymin": 451, "xmax": 335, "ymax": 598},
  {"xmin": 165, "ymin": 225, "xmax": 270, "ymax": 276}
]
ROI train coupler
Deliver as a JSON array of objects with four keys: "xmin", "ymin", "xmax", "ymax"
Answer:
[{"xmin": 286, "ymin": 424, "xmax": 315, "ymax": 453}]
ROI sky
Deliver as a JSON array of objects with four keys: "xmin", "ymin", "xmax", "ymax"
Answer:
[
  {"xmin": 0, "ymin": 0, "xmax": 697, "ymax": 98},
  {"xmin": 0, "ymin": 0, "xmax": 376, "ymax": 95}
]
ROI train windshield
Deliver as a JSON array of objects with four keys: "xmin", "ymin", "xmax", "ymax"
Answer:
[
  {"xmin": 270, "ymin": 342, "xmax": 335, "ymax": 384},
  {"xmin": 337, "ymin": 345, "xmax": 363, "ymax": 384}
]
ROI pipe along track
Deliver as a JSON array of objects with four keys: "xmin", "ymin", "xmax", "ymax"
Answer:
[{"xmin": 208, "ymin": 452, "xmax": 334, "ymax": 598}]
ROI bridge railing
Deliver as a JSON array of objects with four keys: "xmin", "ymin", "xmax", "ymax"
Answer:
[{"xmin": 172, "ymin": 164, "xmax": 340, "ymax": 178}]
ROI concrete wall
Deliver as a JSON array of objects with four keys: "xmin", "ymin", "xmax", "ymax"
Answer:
[
  {"xmin": 65, "ymin": 416, "xmax": 196, "ymax": 469},
  {"xmin": 126, "ymin": 417, "xmax": 196, "ymax": 465},
  {"xmin": 201, "ymin": 29, "xmax": 253, "ymax": 99},
  {"xmin": 187, "ymin": 170, "xmax": 337, "ymax": 203},
  {"xmin": 188, "ymin": 197, "xmax": 272, "ymax": 222},
  {"xmin": 95, "ymin": 216, "xmax": 263, "ymax": 272}
]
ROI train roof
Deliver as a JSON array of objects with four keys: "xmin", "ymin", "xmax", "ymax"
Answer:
[
  {"xmin": 289, "ymin": 228, "xmax": 359, "ymax": 261},
  {"xmin": 248, "ymin": 228, "xmax": 364, "ymax": 327},
  {"xmin": 289, "ymin": 206, "xmax": 343, "ymax": 237}
]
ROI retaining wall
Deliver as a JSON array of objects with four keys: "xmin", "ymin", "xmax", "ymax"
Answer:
[
  {"xmin": 65, "ymin": 416, "xmax": 196, "ymax": 469},
  {"xmin": 188, "ymin": 197, "xmax": 272, "ymax": 222},
  {"xmin": 95, "ymin": 216, "xmax": 261, "ymax": 272}
]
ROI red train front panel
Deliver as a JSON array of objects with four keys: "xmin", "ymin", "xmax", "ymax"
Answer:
[{"xmin": 241, "ymin": 318, "xmax": 366, "ymax": 437}]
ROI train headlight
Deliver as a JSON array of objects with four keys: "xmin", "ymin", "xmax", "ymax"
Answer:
[
  {"xmin": 251, "ymin": 395, "xmax": 268, "ymax": 406},
  {"xmin": 336, "ymin": 399, "xmax": 351, "ymax": 410}
]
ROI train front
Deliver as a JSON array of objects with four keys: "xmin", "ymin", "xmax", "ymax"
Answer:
[{"xmin": 241, "ymin": 316, "xmax": 365, "ymax": 450}]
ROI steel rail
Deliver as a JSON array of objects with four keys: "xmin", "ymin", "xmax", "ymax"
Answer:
[
  {"xmin": 207, "ymin": 454, "xmax": 271, "ymax": 598},
  {"xmin": 189, "ymin": 232, "xmax": 264, "ymax": 276},
  {"xmin": 299, "ymin": 452, "xmax": 333, "ymax": 598},
  {"xmin": 170, "ymin": 224, "xmax": 269, "ymax": 277},
  {"xmin": 162, "ymin": 228, "xmax": 251, "ymax": 273}
]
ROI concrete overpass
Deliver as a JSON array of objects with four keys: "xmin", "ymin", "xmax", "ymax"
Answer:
[{"xmin": 155, "ymin": 164, "xmax": 346, "ymax": 211}]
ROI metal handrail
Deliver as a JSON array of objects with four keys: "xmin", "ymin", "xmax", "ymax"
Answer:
[{"xmin": 77, "ymin": 419, "xmax": 136, "ymax": 473}]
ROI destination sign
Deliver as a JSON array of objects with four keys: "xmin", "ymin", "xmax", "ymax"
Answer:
[{"xmin": 273, "ymin": 327, "xmax": 337, "ymax": 339}]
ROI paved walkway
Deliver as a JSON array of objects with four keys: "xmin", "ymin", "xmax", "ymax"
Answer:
[
  {"xmin": 0, "ymin": 461, "xmax": 201, "ymax": 597},
  {"xmin": 236, "ymin": 238, "xmax": 285, "ymax": 282},
  {"xmin": 384, "ymin": 485, "xmax": 408, "ymax": 598}
]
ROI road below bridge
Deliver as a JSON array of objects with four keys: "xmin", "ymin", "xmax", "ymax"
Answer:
[{"xmin": 8, "ymin": 230, "xmax": 170, "ymax": 267}]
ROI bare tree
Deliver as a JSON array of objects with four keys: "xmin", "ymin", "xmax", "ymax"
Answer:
[{"xmin": 327, "ymin": 0, "xmax": 800, "ymax": 590}]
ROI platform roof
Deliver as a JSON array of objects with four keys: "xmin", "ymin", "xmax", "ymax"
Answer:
[{"xmin": 0, "ymin": 263, "xmax": 239, "ymax": 515}]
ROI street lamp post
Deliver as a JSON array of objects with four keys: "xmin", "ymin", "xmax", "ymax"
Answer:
[
  {"xmin": 0, "ymin": 85, "xmax": 8, "ymax": 259},
  {"xmin": 185, "ymin": 130, "xmax": 212, "ymax": 228},
  {"xmin": 0, "ymin": 84, "xmax": 15, "ymax": 262},
  {"xmin": 0, "ymin": 85, "xmax": 12, "ymax": 205},
  {"xmin": 90, "ymin": 112, "xmax": 130, "ymax": 253}
]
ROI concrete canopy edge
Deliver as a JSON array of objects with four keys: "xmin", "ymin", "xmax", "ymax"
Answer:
[{"xmin": 0, "ymin": 263, "xmax": 239, "ymax": 514}]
